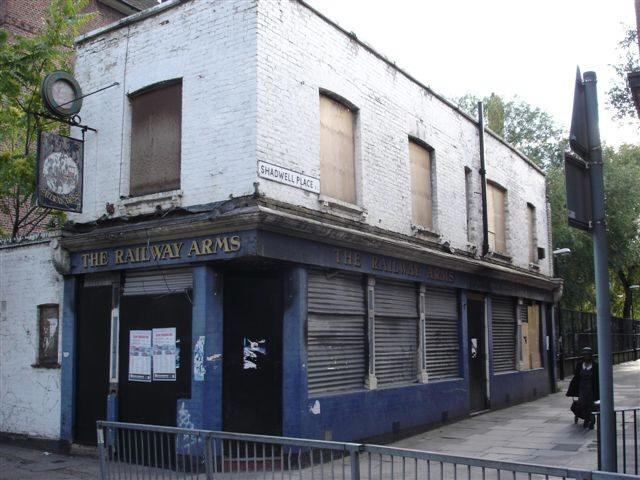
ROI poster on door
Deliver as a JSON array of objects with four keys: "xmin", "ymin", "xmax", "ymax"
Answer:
[
  {"xmin": 128, "ymin": 330, "xmax": 152, "ymax": 382},
  {"xmin": 152, "ymin": 327, "xmax": 177, "ymax": 381}
]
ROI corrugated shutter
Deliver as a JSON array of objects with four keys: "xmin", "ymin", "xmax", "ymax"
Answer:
[
  {"xmin": 122, "ymin": 268, "xmax": 193, "ymax": 296},
  {"xmin": 375, "ymin": 279, "xmax": 418, "ymax": 387},
  {"xmin": 492, "ymin": 296, "xmax": 517, "ymax": 373},
  {"xmin": 83, "ymin": 272, "xmax": 119, "ymax": 287},
  {"xmin": 307, "ymin": 271, "xmax": 366, "ymax": 395},
  {"xmin": 425, "ymin": 287, "xmax": 460, "ymax": 380}
]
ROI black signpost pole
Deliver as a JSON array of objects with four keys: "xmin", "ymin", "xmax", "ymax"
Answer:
[{"xmin": 583, "ymin": 70, "xmax": 617, "ymax": 472}]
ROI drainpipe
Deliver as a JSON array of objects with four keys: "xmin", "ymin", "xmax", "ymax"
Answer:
[{"xmin": 478, "ymin": 101, "xmax": 490, "ymax": 257}]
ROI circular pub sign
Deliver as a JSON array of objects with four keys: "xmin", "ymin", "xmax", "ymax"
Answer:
[{"xmin": 41, "ymin": 71, "xmax": 83, "ymax": 118}]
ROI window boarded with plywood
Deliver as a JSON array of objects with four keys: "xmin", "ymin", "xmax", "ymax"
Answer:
[
  {"xmin": 409, "ymin": 141, "xmax": 433, "ymax": 229},
  {"xmin": 130, "ymin": 80, "xmax": 182, "ymax": 197},
  {"xmin": 319, "ymin": 94, "xmax": 356, "ymax": 204},
  {"xmin": 487, "ymin": 182, "xmax": 506, "ymax": 254}
]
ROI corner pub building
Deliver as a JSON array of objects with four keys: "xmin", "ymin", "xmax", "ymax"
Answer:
[{"xmin": 50, "ymin": 0, "xmax": 562, "ymax": 445}]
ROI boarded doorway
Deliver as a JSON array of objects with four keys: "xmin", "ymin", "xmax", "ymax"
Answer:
[
  {"xmin": 75, "ymin": 285, "xmax": 112, "ymax": 445},
  {"xmin": 223, "ymin": 271, "xmax": 283, "ymax": 435},
  {"xmin": 467, "ymin": 295, "xmax": 488, "ymax": 412},
  {"xmin": 118, "ymin": 293, "xmax": 192, "ymax": 427}
]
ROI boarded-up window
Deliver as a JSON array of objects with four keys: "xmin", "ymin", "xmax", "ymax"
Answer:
[
  {"xmin": 319, "ymin": 94, "xmax": 356, "ymax": 204},
  {"xmin": 409, "ymin": 141, "xmax": 433, "ymax": 229},
  {"xmin": 38, "ymin": 304, "xmax": 59, "ymax": 366},
  {"xmin": 307, "ymin": 271, "xmax": 366, "ymax": 395},
  {"xmin": 521, "ymin": 302, "xmax": 541, "ymax": 370},
  {"xmin": 527, "ymin": 204, "xmax": 537, "ymax": 264},
  {"xmin": 487, "ymin": 182, "xmax": 506, "ymax": 254},
  {"xmin": 130, "ymin": 81, "xmax": 182, "ymax": 197}
]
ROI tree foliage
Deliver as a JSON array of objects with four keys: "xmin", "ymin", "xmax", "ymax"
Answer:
[
  {"xmin": 455, "ymin": 93, "xmax": 564, "ymax": 168},
  {"xmin": 606, "ymin": 26, "xmax": 640, "ymax": 122},
  {"xmin": 546, "ymin": 145, "xmax": 640, "ymax": 317},
  {"xmin": 0, "ymin": 0, "xmax": 90, "ymax": 240}
]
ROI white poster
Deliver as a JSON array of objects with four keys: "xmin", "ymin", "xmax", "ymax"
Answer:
[
  {"xmin": 153, "ymin": 327, "xmax": 177, "ymax": 381},
  {"xmin": 128, "ymin": 330, "xmax": 152, "ymax": 382}
]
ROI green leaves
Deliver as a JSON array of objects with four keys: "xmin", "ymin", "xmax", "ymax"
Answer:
[
  {"xmin": 455, "ymin": 93, "xmax": 564, "ymax": 168},
  {"xmin": 606, "ymin": 27, "xmax": 640, "ymax": 122},
  {"xmin": 0, "ymin": 0, "xmax": 90, "ymax": 240}
]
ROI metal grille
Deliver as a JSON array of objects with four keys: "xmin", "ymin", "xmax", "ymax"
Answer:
[
  {"xmin": 425, "ymin": 287, "xmax": 460, "ymax": 380},
  {"xmin": 308, "ymin": 271, "xmax": 366, "ymax": 395},
  {"xmin": 491, "ymin": 296, "xmax": 517, "ymax": 373},
  {"xmin": 122, "ymin": 268, "xmax": 193, "ymax": 296},
  {"xmin": 374, "ymin": 280, "xmax": 418, "ymax": 387}
]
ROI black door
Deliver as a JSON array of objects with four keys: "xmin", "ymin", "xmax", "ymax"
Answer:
[
  {"xmin": 75, "ymin": 286, "xmax": 112, "ymax": 445},
  {"xmin": 467, "ymin": 296, "xmax": 488, "ymax": 412},
  {"xmin": 223, "ymin": 272, "xmax": 283, "ymax": 435},
  {"xmin": 118, "ymin": 294, "xmax": 192, "ymax": 426}
]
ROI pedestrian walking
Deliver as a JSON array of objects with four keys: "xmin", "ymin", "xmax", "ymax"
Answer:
[{"xmin": 566, "ymin": 347, "xmax": 599, "ymax": 429}]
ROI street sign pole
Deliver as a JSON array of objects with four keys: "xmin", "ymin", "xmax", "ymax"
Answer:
[{"xmin": 583, "ymin": 70, "xmax": 617, "ymax": 471}]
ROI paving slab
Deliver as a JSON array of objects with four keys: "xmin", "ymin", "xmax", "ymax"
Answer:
[{"xmin": 392, "ymin": 360, "xmax": 640, "ymax": 471}]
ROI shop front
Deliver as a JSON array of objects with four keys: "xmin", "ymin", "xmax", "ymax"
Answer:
[{"xmin": 60, "ymin": 228, "xmax": 555, "ymax": 444}]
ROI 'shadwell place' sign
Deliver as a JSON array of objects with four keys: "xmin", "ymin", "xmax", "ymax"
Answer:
[{"xmin": 258, "ymin": 161, "xmax": 320, "ymax": 193}]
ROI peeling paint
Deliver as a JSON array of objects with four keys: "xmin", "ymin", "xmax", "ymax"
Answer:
[
  {"xmin": 309, "ymin": 400, "xmax": 321, "ymax": 415},
  {"xmin": 193, "ymin": 336, "xmax": 205, "ymax": 381},
  {"xmin": 206, "ymin": 354, "xmax": 221, "ymax": 362}
]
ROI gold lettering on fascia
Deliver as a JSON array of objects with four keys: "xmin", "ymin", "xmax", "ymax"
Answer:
[
  {"xmin": 81, "ymin": 235, "xmax": 241, "ymax": 269},
  {"xmin": 425, "ymin": 266, "xmax": 456, "ymax": 283},
  {"xmin": 334, "ymin": 248, "xmax": 362, "ymax": 267},
  {"xmin": 371, "ymin": 255, "xmax": 420, "ymax": 277}
]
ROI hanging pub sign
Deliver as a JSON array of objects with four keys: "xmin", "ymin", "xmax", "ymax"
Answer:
[{"xmin": 36, "ymin": 131, "xmax": 83, "ymax": 212}]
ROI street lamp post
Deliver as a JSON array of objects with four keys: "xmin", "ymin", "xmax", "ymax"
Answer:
[{"xmin": 553, "ymin": 248, "xmax": 571, "ymax": 381}]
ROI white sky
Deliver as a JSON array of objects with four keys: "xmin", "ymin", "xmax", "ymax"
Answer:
[{"xmin": 305, "ymin": 0, "xmax": 638, "ymax": 146}]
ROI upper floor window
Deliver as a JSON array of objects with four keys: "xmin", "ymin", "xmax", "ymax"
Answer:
[
  {"xmin": 527, "ymin": 203, "xmax": 538, "ymax": 264},
  {"xmin": 129, "ymin": 80, "xmax": 182, "ymax": 197},
  {"xmin": 319, "ymin": 94, "xmax": 356, "ymax": 204},
  {"xmin": 409, "ymin": 140, "xmax": 433, "ymax": 229},
  {"xmin": 487, "ymin": 182, "xmax": 506, "ymax": 254}
]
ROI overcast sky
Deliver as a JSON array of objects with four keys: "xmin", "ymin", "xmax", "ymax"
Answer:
[{"xmin": 305, "ymin": 0, "xmax": 638, "ymax": 146}]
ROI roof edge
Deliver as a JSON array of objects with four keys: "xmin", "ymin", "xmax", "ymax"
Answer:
[
  {"xmin": 295, "ymin": 0, "xmax": 545, "ymax": 176},
  {"xmin": 76, "ymin": 0, "xmax": 187, "ymax": 44}
]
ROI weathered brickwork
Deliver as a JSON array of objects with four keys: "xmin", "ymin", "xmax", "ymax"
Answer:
[
  {"xmin": 72, "ymin": 0, "xmax": 259, "ymax": 222},
  {"xmin": 0, "ymin": 240, "xmax": 63, "ymax": 439},
  {"xmin": 253, "ymin": 0, "xmax": 551, "ymax": 275},
  {"xmin": 72, "ymin": 0, "xmax": 551, "ymax": 279}
]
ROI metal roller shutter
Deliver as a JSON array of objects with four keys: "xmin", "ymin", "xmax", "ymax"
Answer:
[
  {"xmin": 307, "ymin": 271, "xmax": 366, "ymax": 395},
  {"xmin": 375, "ymin": 279, "xmax": 418, "ymax": 387},
  {"xmin": 122, "ymin": 268, "xmax": 193, "ymax": 296},
  {"xmin": 492, "ymin": 296, "xmax": 517, "ymax": 373},
  {"xmin": 425, "ymin": 287, "xmax": 460, "ymax": 380}
]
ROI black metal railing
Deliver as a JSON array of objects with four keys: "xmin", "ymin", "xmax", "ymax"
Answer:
[{"xmin": 558, "ymin": 310, "xmax": 640, "ymax": 379}]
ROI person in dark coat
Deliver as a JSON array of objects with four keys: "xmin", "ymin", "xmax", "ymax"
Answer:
[{"xmin": 566, "ymin": 347, "xmax": 599, "ymax": 429}]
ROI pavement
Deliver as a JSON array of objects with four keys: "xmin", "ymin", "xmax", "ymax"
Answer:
[{"xmin": 0, "ymin": 360, "xmax": 638, "ymax": 479}]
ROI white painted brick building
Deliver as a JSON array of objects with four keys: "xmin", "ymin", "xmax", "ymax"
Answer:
[
  {"xmin": 2, "ymin": 0, "xmax": 560, "ymax": 443},
  {"xmin": 72, "ymin": 0, "xmax": 551, "ymax": 277},
  {"xmin": 0, "ymin": 239, "xmax": 63, "ymax": 439}
]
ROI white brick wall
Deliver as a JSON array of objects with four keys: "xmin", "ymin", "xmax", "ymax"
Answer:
[
  {"xmin": 71, "ymin": 0, "xmax": 259, "ymax": 223},
  {"xmin": 71, "ymin": 0, "xmax": 551, "ymax": 275},
  {"xmin": 0, "ymin": 241, "xmax": 63, "ymax": 439},
  {"xmin": 255, "ymin": 0, "xmax": 551, "ymax": 275}
]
